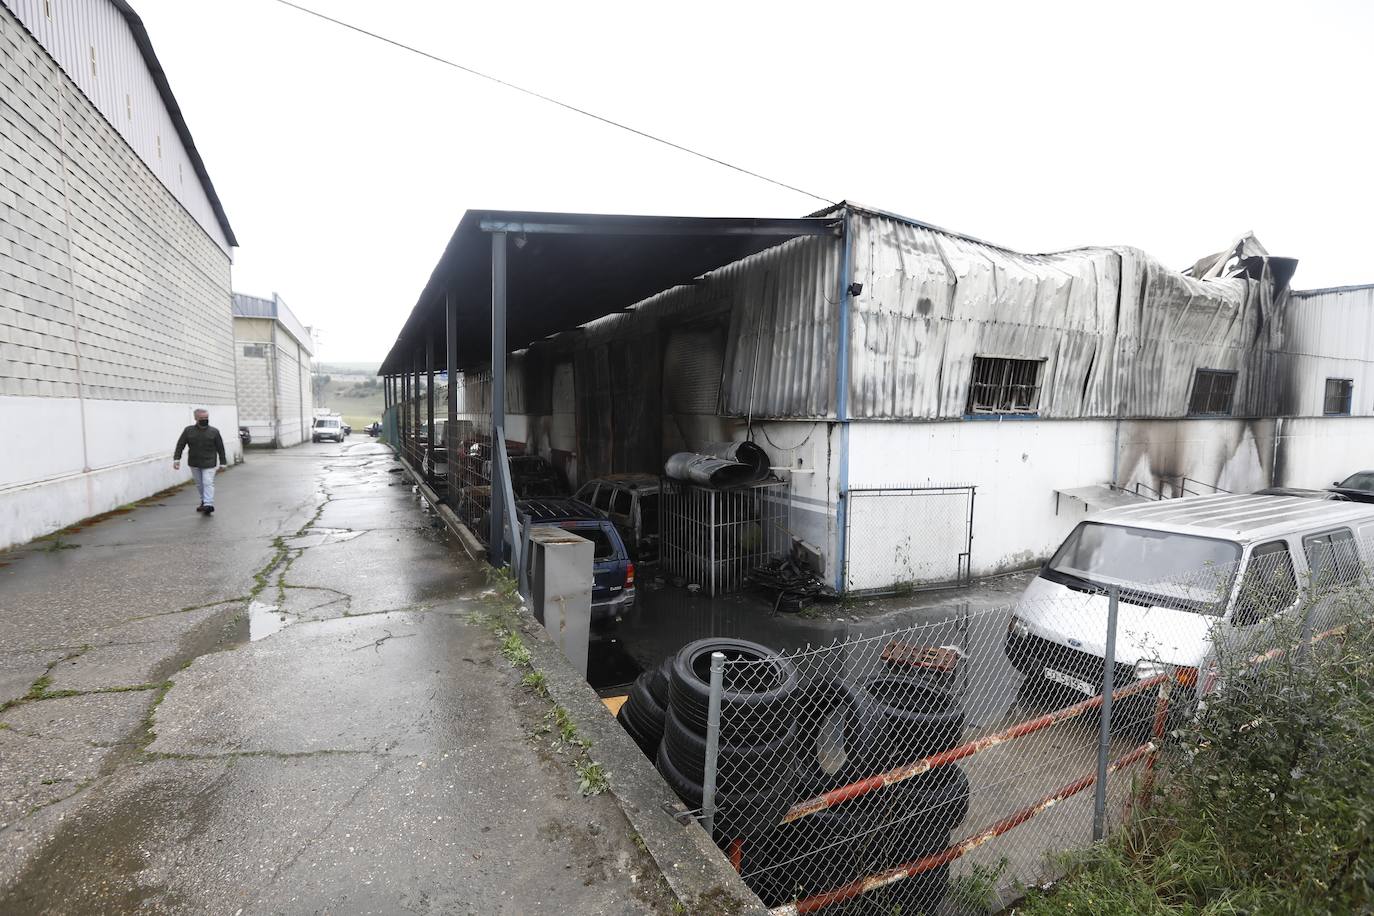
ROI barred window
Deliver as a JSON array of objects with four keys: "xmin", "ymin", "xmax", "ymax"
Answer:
[
  {"xmin": 1187, "ymin": 369, "xmax": 1237, "ymax": 417},
  {"xmin": 1324, "ymin": 378, "xmax": 1353, "ymax": 416},
  {"xmin": 242, "ymin": 344, "xmax": 267, "ymax": 358},
  {"xmin": 965, "ymin": 356, "xmax": 1045, "ymax": 415}
]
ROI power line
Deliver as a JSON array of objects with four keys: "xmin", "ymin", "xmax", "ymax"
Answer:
[{"xmin": 270, "ymin": 0, "xmax": 836, "ymax": 206}]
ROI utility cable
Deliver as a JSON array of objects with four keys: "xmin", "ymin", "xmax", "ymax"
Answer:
[{"xmin": 270, "ymin": 0, "xmax": 837, "ymax": 206}]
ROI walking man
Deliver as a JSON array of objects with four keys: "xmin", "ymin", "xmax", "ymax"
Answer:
[{"xmin": 173, "ymin": 409, "xmax": 228, "ymax": 514}]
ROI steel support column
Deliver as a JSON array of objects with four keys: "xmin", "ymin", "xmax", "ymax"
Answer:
[
  {"xmin": 489, "ymin": 231, "xmax": 507, "ymax": 559},
  {"xmin": 413, "ymin": 348, "xmax": 423, "ymax": 465},
  {"xmin": 426, "ymin": 333, "xmax": 436, "ymax": 477},
  {"xmin": 446, "ymin": 293, "xmax": 459, "ymax": 509},
  {"xmin": 401, "ymin": 371, "xmax": 409, "ymax": 457}
]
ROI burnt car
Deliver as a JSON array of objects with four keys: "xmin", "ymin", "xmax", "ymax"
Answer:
[
  {"xmin": 1329, "ymin": 472, "xmax": 1374, "ymax": 503},
  {"xmin": 508, "ymin": 455, "xmax": 564, "ymax": 497},
  {"xmin": 574, "ymin": 474, "xmax": 660, "ymax": 562}
]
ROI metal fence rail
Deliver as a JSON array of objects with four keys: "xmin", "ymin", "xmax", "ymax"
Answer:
[{"xmin": 844, "ymin": 486, "xmax": 975, "ymax": 595}]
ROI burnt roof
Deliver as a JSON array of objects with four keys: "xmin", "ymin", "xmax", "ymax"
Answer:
[{"xmin": 379, "ymin": 209, "xmax": 837, "ymax": 375}]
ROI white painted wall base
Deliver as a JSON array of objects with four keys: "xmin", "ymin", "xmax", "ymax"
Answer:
[
  {"xmin": 0, "ymin": 397, "xmax": 240, "ymax": 549},
  {"xmin": 847, "ymin": 416, "xmax": 1374, "ymax": 588}
]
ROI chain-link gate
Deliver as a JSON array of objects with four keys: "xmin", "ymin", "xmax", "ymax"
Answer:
[{"xmin": 844, "ymin": 486, "xmax": 975, "ymax": 595}]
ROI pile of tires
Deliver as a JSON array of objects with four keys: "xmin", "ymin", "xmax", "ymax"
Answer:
[
  {"xmin": 616, "ymin": 646, "xmax": 972, "ymax": 914},
  {"xmin": 617, "ymin": 660, "xmax": 670, "ymax": 758},
  {"xmin": 655, "ymin": 638, "xmax": 800, "ymax": 841},
  {"xmin": 744, "ymin": 675, "xmax": 970, "ymax": 913}
]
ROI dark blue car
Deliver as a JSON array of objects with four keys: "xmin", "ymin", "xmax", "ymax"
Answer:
[{"xmin": 518, "ymin": 498, "xmax": 636, "ymax": 625}]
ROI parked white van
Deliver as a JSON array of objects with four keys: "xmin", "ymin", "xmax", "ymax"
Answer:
[{"xmin": 1005, "ymin": 494, "xmax": 1374, "ymax": 699}]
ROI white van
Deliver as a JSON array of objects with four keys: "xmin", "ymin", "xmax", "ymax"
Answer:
[{"xmin": 1006, "ymin": 494, "xmax": 1374, "ymax": 698}]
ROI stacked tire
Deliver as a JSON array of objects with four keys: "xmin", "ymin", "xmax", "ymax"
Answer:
[
  {"xmin": 745, "ymin": 675, "xmax": 970, "ymax": 914},
  {"xmin": 655, "ymin": 638, "xmax": 800, "ymax": 842},
  {"xmin": 617, "ymin": 659, "xmax": 670, "ymax": 758}
]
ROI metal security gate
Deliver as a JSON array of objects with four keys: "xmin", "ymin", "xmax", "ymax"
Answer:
[
  {"xmin": 844, "ymin": 486, "xmax": 975, "ymax": 594},
  {"xmin": 661, "ymin": 478, "xmax": 788, "ymax": 596}
]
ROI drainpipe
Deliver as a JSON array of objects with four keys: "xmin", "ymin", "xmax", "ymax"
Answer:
[{"xmin": 834, "ymin": 209, "xmax": 854, "ymax": 594}]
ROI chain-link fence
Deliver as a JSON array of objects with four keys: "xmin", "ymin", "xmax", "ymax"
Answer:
[
  {"xmin": 845, "ymin": 487, "xmax": 975, "ymax": 595},
  {"xmin": 617, "ymin": 528, "xmax": 1374, "ymax": 914}
]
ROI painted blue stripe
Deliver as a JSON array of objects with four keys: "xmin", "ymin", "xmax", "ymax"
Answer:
[{"xmin": 835, "ymin": 209, "xmax": 853, "ymax": 593}]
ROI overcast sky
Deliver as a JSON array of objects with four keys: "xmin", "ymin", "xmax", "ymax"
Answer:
[{"xmin": 137, "ymin": 0, "xmax": 1374, "ymax": 364}]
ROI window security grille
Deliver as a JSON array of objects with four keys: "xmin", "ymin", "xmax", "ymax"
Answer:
[
  {"xmin": 1188, "ymin": 369, "xmax": 1237, "ymax": 417},
  {"xmin": 965, "ymin": 356, "xmax": 1044, "ymax": 415},
  {"xmin": 1324, "ymin": 378, "xmax": 1353, "ymax": 416}
]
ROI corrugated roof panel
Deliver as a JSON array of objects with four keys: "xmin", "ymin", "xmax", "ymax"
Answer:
[{"xmin": 2, "ymin": 0, "xmax": 234, "ymax": 249}]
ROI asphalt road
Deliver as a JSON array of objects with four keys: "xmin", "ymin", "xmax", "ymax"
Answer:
[{"xmin": 0, "ymin": 439, "xmax": 674, "ymax": 914}]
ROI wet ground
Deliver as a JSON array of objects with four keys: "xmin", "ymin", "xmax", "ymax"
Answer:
[
  {"xmin": 602, "ymin": 568, "xmax": 1150, "ymax": 911},
  {"xmin": 0, "ymin": 440, "xmax": 675, "ymax": 914},
  {"xmin": 600, "ymin": 569, "xmax": 1034, "ymax": 732}
]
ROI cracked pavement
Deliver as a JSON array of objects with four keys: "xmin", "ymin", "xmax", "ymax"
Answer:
[{"xmin": 0, "ymin": 440, "xmax": 675, "ymax": 914}]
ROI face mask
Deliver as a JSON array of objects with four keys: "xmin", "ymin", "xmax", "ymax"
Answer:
[{"xmin": 197, "ymin": 418, "xmax": 209, "ymax": 427}]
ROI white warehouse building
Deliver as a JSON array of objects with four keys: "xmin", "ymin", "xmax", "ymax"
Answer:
[
  {"xmin": 232, "ymin": 293, "xmax": 314, "ymax": 448},
  {"xmin": 383, "ymin": 206, "xmax": 1374, "ymax": 595},
  {"xmin": 0, "ymin": 0, "xmax": 238, "ymax": 549}
]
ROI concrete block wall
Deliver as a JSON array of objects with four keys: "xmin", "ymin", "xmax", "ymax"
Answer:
[
  {"xmin": 0, "ymin": 6, "xmax": 237, "ymax": 549},
  {"xmin": 234, "ymin": 339, "xmax": 274, "ymax": 442}
]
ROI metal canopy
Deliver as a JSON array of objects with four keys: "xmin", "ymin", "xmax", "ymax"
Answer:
[{"xmin": 379, "ymin": 209, "xmax": 838, "ymax": 375}]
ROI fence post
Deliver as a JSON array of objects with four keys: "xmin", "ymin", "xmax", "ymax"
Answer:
[
  {"xmin": 1093, "ymin": 584, "xmax": 1120, "ymax": 842},
  {"xmin": 701, "ymin": 651, "xmax": 726, "ymax": 837}
]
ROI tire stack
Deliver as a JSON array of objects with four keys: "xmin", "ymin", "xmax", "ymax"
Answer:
[
  {"xmin": 746, "ymin": 675, "xmax": 970, "ymax": 914},
  {"xmin": 617, "ymin": 659, "xmax": 671, "ymax": 758},
  {"xmin": 654, "ymin": 638, "xmax": 800, "ymax": 842}
]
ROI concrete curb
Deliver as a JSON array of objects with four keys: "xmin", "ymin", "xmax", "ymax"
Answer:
[
  {"xmin": 509, "ymin": 604, "xmax": 769, "ymax": 915},
  {"xmin": 397, "ymin": 453, "xmax": 767, "ymax": 915}
]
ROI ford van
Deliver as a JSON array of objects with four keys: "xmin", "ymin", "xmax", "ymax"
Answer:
[{"xmin": 1006, "ymin": 494, "xmax": 1374, "ymax": 699}]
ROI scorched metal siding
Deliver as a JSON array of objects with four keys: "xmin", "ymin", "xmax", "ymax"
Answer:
[{"xmin": 847, "ymin": 209, "xmax": 1280, "ymax": 420}]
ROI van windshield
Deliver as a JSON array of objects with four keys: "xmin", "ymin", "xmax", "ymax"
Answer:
[{"xmin": 1044, "ymin": 522, "xmax": 1241, "ymax": 615}]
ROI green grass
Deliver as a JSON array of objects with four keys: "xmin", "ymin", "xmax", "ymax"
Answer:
[
  {"xmin": 1021, "ymin": 598, "xmax": 1374, "ymax": 916},
  {"xmin": 315, "ymin": 373, "xmax": 384, "ymax": 431}
]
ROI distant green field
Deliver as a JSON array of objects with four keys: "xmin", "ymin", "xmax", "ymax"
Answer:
[{"xmin": 316, "ymin": 374, "xmax": 384, "ymax": 430}]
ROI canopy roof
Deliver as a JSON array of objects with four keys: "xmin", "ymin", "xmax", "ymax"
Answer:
[{"xmin": 379, "ymin": 209, "xmax": 838, "ymax": 375}]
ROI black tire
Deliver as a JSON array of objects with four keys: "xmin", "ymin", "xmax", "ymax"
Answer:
[
  {"xmin": 863, "ymin": 676, "xmax": 965, "ymax": 769},
  {"xmin": 669, "ymin": 638, "xmax": 798, "ymax": 743},
  {"xmin": 791, "ymin": 679, "xmax": 884, "ymax": 793},
  {"xmin": 627, "ymin": 673, "xmax": 667, "ymax": 733},
  {"xmin": 647, "ymin": 658, "xmax": 672, "ymax": 707},
  {"xmin": 655, "ymin": 742, "xmax": 794, "ymax": 841},
  {"xmin": 617, "ymin": 698, "xmax": 660, "ymax": 759},
  {"xmin": 618, "ymin": 675, "xmax": 667, "ymax": 760},
  {"xmin": 661, "ymin": 704, "xmax": 799, "ymax": 787},
  {"xmin": 877, "ymin": 764, "xmax": 970, "ymax": 855}
]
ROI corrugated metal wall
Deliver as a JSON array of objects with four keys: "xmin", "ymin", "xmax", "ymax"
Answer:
[
  {"xmin": 1276, "ymin": 286, "xmax": 1374, "ymax": 417},
  {"xmin": 718, "ymin": 233, "xmax": 840, "ymax": 418},
  {"xmin": 849, "ymin": 211, "xmax": 1278, "ymax": 420},
  {"xmin": 4, "ymin": 0, "xmax": 229, "ymax": 252}
]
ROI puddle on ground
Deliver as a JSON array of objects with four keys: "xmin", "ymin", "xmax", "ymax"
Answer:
[
  {"xmin": 248, "ymin": 601, "xmax": 293, "ymax": 641},
  {"xmin": 284, "ymin": 528, "xmax": 365, "ymax": 548}
]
